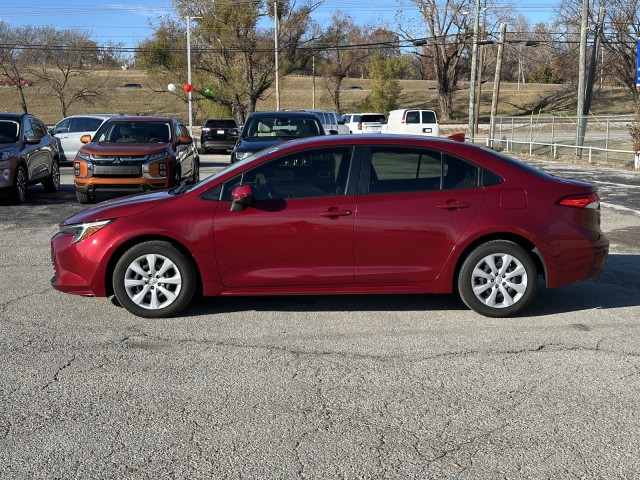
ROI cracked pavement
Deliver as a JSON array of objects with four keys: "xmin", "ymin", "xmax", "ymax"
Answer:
[{"xmin": 1, "ymin": 158, "xmax": 639, "ymax": 478}]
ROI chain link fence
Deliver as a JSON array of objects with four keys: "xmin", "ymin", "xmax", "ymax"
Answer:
[{"xmin": 472, "ymin": 114, "xmax": 638, "ymax": 169}]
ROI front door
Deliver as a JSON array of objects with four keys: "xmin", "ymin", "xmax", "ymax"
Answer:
[{"xmin": 214, "ymin": 145, "xmax": 357, "ymax": 288}]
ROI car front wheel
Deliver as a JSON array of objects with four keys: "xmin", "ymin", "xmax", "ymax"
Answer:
[
  {"xmin": 10, "ymin": 165, "xmax": 27, "ymax": 204},
  {"xmin": 458, "ymin": 240, "xmax": 537, "ymax": 318},
  {"xmin": 112, "ymin": 241, "xmax": 197, "ymax": 318}
]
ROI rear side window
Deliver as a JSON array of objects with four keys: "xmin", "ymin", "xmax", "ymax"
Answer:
[{"xmin": 367, "ymin": 147, "xmax": 478, "ymax": 193}]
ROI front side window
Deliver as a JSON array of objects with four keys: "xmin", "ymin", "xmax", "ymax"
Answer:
[
  {"xmin": 368, "ymin": 147, "xmax": 478, "ymax": 194},
  {"xmin": 222, "ymin": 147, "xmax": 354, "ymax": 201}
]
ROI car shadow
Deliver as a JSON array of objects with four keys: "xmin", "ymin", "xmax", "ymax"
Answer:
[{"xmin": 167, "ymin": 254, "xmax": 640, "ymax": 318}]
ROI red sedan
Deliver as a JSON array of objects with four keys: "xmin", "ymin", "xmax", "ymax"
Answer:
[{"xmin": 51, "ymin": 135, "xmax": 609, "ymax": 318}]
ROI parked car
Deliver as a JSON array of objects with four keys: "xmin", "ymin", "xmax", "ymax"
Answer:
[
  {"xmin": 381, "ymin": 109, "xmax": 440, "ymax": 137},
  {"xmin": 341, "ymin": 113, "xmax": 386, "ymax": 134},
  {"xmin": 118, "ymin": 83, "xmax": 142, "ymax": 89},
  {"xmin": 230, "ymin": 111, "xmax": 325, "ymax": 163},
  {"xmin": 50, "ymin": 114, "xmax": 121, "ymax": 163},
  {"xmin": 200, "ymin": 118, "xmax": 239, "ymax": 153},
  {"xmin": 0, "ymin": 77, "xmax": 32, "ymax": 87},
  {"xmin": 51, "ymin": 134, "xmax": 609, "ymax": 319},
  {"xmin": 298, "ymin": 110, "xmax": 348, "ymax": 135},
  {"xmin": 72, "ymin": 115, "xmax": 199, "ymax": 204},
  {"xmin": 0, "ymin": 112, "xmax": 60, "ymax": 203}
]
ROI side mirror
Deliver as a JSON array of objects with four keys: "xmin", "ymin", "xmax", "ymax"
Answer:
[
  {"xmin": 230, "ymin": 184, "xmax": 253, "ymax": 211},
  {"xmin": 178, "ymin": 134, "xmax": 193, "ymax": 145},
  {"xmin": 24, "ymin": 135, "xmax": 40, "ymax": 145},
  {"xmin": 80, "ymin": 134, "xmax": 92, "ymax": 144}
]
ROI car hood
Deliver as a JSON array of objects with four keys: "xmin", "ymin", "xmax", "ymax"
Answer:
[
  {"xmin": 61, "ymin": 191, "xmax": 173, "ymax": 225},
  {"xmin": 80, "ymin": 143, "xmax": 170, "ymax": 155},
  {"xmin": 235, "ymin": 137, "xmax": 292, "ymax": 153}
]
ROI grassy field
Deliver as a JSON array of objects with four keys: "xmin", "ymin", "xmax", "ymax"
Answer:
[{"xmin": 0, "ymin": 68, "xmax": 634, "ymax": 126}]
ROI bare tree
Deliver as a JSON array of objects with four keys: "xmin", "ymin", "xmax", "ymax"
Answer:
[
  {"xmin": 556, "ymin": 0, "xmax": 640, "ymax": 102},
  {"xmin": 25, "ymin": 28, "xmax": 108, "ymax": 118},
  {"xmin": 0, "ymin": 22, "xmax": 31, "ymax": 113},
  {"xmin": 137, "ymin": 0, "xmax": 321, "ymax": 124}
]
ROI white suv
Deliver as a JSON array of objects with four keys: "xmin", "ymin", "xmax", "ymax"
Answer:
[
  {"xmin": 300, "ymin": 110, "xmax": 349, "ymax": 135},
  {"xmin": 341, "ymin": 113, "xmax": 386, "ymax": 134},
  {"xmin": 50, "ymin": 114, "xmax": 121, "ymax": 163}
]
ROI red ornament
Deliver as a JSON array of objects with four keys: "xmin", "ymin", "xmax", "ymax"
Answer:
[{"xmin": 183, "ymin": 83, "xmax": 193, "ymax": 93}]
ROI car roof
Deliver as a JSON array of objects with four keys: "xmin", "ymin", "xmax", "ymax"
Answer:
[
  {"xmin": 0, "ymin": 112, "xmax": 28, "ymax": 121},
  {"xmin": 61, "ymin": 114, "xmax": 122, "ymax": 119},
  {"xmin": 105, "ymin": 116, "xmax": 175, "ymax": 123},
  {"xmin": 248, "ymin": 111, "xmax": 322, "ymax": 119}
]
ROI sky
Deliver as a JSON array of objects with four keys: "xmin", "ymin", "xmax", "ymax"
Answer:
[{"xmin": 1, "ymin": 0, "xmax": 560, "ymax": 49}]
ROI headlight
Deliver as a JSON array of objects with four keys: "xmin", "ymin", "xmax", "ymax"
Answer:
[
  {"xmin": 149, "ymin": 151, "xmax": 171, "ymax": 161},
  {"xmin": 76, "ymin": 150, "xmax": 91, "ymax": 161},
  {"xmin": 59, "ymin": 219, "xmax": 113, "ymax": 244},
  {"xmin": 235, "ymin": 151, "xmax": 253, "ymax": 161}
]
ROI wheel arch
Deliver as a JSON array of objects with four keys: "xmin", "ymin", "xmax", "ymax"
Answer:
[
  {"xmin": 103, "ymin": 234, "xmax": 203, "ymax": 298},
  {"xmin": 452, "ymin": 233, "xmax": 546, "ymax": 292}
]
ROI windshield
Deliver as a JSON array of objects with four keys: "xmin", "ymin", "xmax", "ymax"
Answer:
[
  {"xmin": 0, "ymin": 120, "xmax": 20, "ymax": 143},
  {"xmin": 242, "ymin": 116, "xmax": 321, "ymax": 139},
  {"xmin": 93, "ymin": 121, "xmax": 172, "ymax": 143}
]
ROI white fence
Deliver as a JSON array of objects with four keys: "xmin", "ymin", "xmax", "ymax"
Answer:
[{"xmin": 471, "ymin": 114, "xmax": 638, "ymax": 169}]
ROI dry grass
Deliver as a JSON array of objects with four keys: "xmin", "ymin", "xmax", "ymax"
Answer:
[{"xmin": 0, "ymin": 68, "xmax": 633, "ymax": 126}]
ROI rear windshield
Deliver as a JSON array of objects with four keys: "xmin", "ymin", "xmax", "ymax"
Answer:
[
  {"xmin": 361, "ymin": 114, "xmax": 385, "ymax": 123},
  {"xmin": 0, "ymin": 120, "xmax": 20, "ymax": 143},
  {"xmin": 205, "ymin": 119, "xmax": 237, "ymax": 129},
  {"xmin": 94, "ymin": 121, "xmax": 173, "ymax": 143}
]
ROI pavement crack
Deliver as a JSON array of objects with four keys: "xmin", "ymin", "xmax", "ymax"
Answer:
[{"xmin": 41, "ymin": 354, "xmax": 78, "ymax": 391}]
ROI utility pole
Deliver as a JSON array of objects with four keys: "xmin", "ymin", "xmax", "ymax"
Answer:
[
  {"xmin": 489, "ymin": 23, "xmax": 506, "ymax": 149},
  {"xmin": 467, "ymin": 0, "xmax": 481, "ymax": 143},
  {"xmin": 575, "ymin": 0, "xmax": 589, "ymax": 158},
  {"xmin": 584, "ymin": 7, "xmax": 606, "ymax": 116}
]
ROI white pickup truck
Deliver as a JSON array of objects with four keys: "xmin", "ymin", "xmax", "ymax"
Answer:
[{"xmin": 381, "ymin": 109, "xmax": 440, "ymax": 137}]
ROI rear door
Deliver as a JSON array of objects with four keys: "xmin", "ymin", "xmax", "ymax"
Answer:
[{"xmin": 353, "ymin": 145, "xmax": 486, "ymax": 284}]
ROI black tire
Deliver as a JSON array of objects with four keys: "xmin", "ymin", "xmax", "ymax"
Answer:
[
  {"xmin": 173, "ymin": 163, "xmax": 182, "ymax": 187},
  {"xmin": 76, "ymin": 190, "xmax": 96, "ymax": 204},
  {"xmin": 191, "ymin": 157, "xmax": 200, "ymax": 184},
  {"xmin": 112, "ymin": 241, "xmax": 197, "ymax": 318},
  {"xmin": 43, "ymin": 159, "xmax": 60, "ymax": 193},
  {"xmin": 458, "ymin": 240, "xmax": 538, "ymax": 318},
  {"xmin": 10, "ymin": 164, "xmax": 27, "ymax": 204}
]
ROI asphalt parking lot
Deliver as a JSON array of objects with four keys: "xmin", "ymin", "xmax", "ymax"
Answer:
[{"xmin": 1, "ymin": 153, "xmax": 639, "ymax": 478}]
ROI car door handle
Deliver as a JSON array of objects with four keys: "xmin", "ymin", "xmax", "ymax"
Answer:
[
  {"xmin": 437, "ymin": 200, "xmax": 471, "ymax": 210},
  {"xmin": 318, "ymin": 207, "xmax": 352, "ymax": 218}
]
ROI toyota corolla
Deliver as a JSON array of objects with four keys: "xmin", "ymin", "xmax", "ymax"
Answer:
[{"xmin": 51, "ymin": 134, "xmax": 609, "ymax": 318}]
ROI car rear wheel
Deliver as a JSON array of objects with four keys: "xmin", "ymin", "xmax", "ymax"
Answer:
[
  {"xmin": 10, "ymin": 165, "xmax": 27, "ymax": 204},
  {"xmin": 458, "ymin": 240, "xmax": 537, "ymax": 318},
  {"xmin": 76, "ymin": 191, "xmax": 96, "ymax": 204},
  {"xmin": 113, "ymin": 241, "xmax": 197, "ymax": 318},
  {"xmin": 43, "ymin": 160, "xmax": 60, "ymax": 193}
]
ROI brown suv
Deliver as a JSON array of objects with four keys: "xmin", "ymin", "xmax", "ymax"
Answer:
[{"xmin": 73, "ymin": 116, "xmax": 199, "ymax": 204}]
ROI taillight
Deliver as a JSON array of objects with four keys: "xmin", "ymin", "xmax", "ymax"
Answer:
[{"xmin": 558, "ymin": 192, "xmax": 600, "ymax": 209}]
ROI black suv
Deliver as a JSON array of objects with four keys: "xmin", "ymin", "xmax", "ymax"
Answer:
[
  {"xmin": 0, "ymin": 112, "xmax": 60, "ymax": 203},
  {"xmin": 230, "ymin": 111, "xmax": 324, "ymax": 163},
  {"xmin": 200, "ymin": 118, "xmax": 239, "ymax": 154}
]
